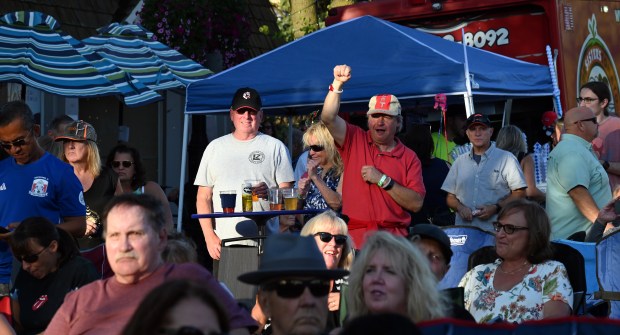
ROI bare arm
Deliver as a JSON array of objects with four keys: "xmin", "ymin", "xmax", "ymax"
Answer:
[
  {"xmin": 543, "ymin": 300, "xmax": 571, "ymax": 319},
  {"xmin": 144, "ymin": 181, "xmax": 174, "ymax": 232},
  {"xmin": 196, "ymin": 186, "xmax": 221, "ymax": 260},
  {"xmin": 321, "ymin": 65, "xmax": 350, "ymax": 146},
  {"xmin": 447, "ymin": 193, "xmax": 473, "ymax": 221},
  {"xmin": 362, "ymin": 166, "xmax": 423, "ymax": 213},
  {"xmin": 568, "ymin": 185, "xmax": 600, "ymax": 223},
  {"xmin": 521, "ymin": 155, "xmax": 545, "ymax": 203},
  {"xmin": 310, "ymin": 173, "xmax": 342, "ymax": 211},
  {"xmin": 58, "ymin": 216, "xmax": 86, "ymax": 237}
]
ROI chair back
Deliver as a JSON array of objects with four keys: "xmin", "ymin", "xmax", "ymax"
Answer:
[
  {"xmin": 80, "ymin": 243, "xmax": 113, "ymax": 279},
  {"xmin": 216, "ymin": 236, "xmax": 265, "ymax": 309},
  {"xmin": 467, "ymin": 245, "xmax": 498, "ymax": 271},
  {"xmin": 550, "ymin": 241, "xmax": 586, "ymax": 314},
  {"xmin": 595, "ymin": 229, "xmax": 620, "ymax": 319},
  {"xmin": 438, "ymin": 225, "xmax": 495, "ymax": 289},
  {"xmin": 554, "ymin": 239, "xmax": 598, "ymax": 294}
]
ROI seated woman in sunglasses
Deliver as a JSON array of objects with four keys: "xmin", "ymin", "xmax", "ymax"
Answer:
[
  {"xmin": 122, "ymin": 279, "xmax": 230, "ymax": 335},
  {"xmin": 459, "ymin": 199, "xmax": 573, "ymax": 323},
  {"xmin": 297, "ymin": 122, "xmax": 343, "ymax": 222},
  {"xmin": 55, "ymin": 120, "xmax": 122, "ymax": 248},
  {"xmin": 301, "ymin": 211, "xmax": 354, "ymax": 328},
  {"xmin": 348, "ymin": 231, "xmax": 447, "ymax": 323},
  {"xmin": 106, "ymin": 144, "xmax": 174, "ymax": 232},
  {"xmin": 10, "ymin": 216, "xmax": 98, "ymax": 335}
]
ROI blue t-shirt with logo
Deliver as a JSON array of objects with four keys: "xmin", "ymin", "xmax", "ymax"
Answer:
[{"xmin": 0, "ymin": 153, "xmax": 85, "ymax": 283}]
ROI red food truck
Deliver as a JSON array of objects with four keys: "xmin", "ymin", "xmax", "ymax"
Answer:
[{"xmin": 326, "ymin": 0, "xmax": 620, "ymax": 116}]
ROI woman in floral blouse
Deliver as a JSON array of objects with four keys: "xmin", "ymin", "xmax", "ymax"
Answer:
[
  {"xmin": 297, "ymin": 122, "xmax": 343, "ymax": 221},
  {"xmin": 459, "ymin": 199, "xmax": 573, "ymax": 323}
]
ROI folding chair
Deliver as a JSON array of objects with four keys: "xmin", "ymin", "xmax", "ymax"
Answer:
[
  {"xmin": 80, "ymin": 243, "xmax": 113, "ymax": 279},
  {"xmin": 438, "ymin": 225, "xmax": 495, "ymax": 289},
  {"xmin": 594, "ymin": 229, "xmax": 620, "ymax": 319},
  {"xmin": 550, "ymin": 242, "xmax": 587, "ymax": 315},
  {"xmin": 215, "ymin": 236, "xmax": 265, "ymax": 309}
]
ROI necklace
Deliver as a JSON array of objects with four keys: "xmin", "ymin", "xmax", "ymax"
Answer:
[{"xmin": 497, "ymin": 261, "xmax": 529, "ymax": 275}]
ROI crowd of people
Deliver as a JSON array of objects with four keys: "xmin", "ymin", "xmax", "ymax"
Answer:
[{"xmin": 1, "ymin": 64, "xmax": 620, "ymax": 334}]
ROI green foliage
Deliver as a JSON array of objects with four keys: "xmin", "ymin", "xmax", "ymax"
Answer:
[{"xmin": 138, "ymin": 0, "xmax": 251, "ymax": 68}]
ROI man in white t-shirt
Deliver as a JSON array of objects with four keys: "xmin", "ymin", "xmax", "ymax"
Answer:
[{"xmin": 194, "ymin": 87, "xmax": 294, "ymax": 260}]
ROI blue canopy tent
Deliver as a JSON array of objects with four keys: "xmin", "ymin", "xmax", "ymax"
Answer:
[{"xmin": 177, "ymin": 15, "xmax": 554, "ymax": 229}]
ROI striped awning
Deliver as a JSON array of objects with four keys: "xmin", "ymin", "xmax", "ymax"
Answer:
[
  {"xmin": 82, "ymin": 23, "xmax": 213, "ymax": 91},
  {"xmin": 0, "ymin": 11, "xmax": 161, "ymax": 107}
]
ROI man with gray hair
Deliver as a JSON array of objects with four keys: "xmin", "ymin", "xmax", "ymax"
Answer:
[
  {"xmin": 46, "ymin": 193, "xmax": 256, "ymax": 334},
  {"xmin": 321, "ymin": 65, "xmax": 426, "ymax": 247}
]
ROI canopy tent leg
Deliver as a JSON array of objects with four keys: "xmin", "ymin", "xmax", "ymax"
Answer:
[
  {"xmin": 157, "ymin": 98, "xmax": 165, "ymax": 185},
  {"xmin": 177, "ymin": 113, "xmax": 191, "ymax": 232},
  {"xmin": 502, "ymin": 99, "xmax": 513, "ymax": 127}
]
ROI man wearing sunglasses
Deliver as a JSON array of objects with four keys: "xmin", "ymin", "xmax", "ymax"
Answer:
[
  {"xmin": 547, "ymin": 106, "xmax": 612, "ymax": 239},
  {"xmin": 239, "ymin": 234, "xmax": 348, "ymax": 335},
  {"xmin": 0, "ymin": 101, "xmax": 86, "ymax": 295},
  {"xmin": 195, "ymin": 87, "xmax": 294, "ymax": 261},
  {"xmin": 321, "ymin": 65, "xmax": 426, "ymax": 248}
]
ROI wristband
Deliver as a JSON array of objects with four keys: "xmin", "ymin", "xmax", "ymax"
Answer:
[
  {"xmin": 329, "ymin": 84, "xmax": 343, "ymax": 94},
  {"xmin": 495, "ymin": 203, "xmax": 502, "ymax": 212},
  {"xmin": 378, "ymin": 174, "xmax": 388, "ymax": 187},
  {"xmin": 603, "ymin": 160, "xmax": 610, "ymax": 171},
  {"xmin": 383, "ymin": 177, "xmax": 395, "ymax": 190}
]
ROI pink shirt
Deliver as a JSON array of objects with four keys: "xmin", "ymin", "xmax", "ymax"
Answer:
[{"xmin": 592, "ymin": 116, "xmax": 620, "ymax": 191}]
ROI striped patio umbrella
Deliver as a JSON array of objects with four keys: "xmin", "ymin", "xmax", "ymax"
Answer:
[
  {"xmin": 82, "ymin": 23, "xmax": 213, "ymax": 91},
  {"xmin": 0, "ymin": 11, "xmax": 161, "ymax": 107}
]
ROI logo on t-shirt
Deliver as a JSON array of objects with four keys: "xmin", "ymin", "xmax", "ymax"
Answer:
[
  {"xmin": 248, "ymin": 151, "xmax": 265, "ymax": 164},
  {"xmin": 32, "ymin": 295, "xmax": 48, "ymax": 311},
  {"xmin": 29, "ymin": 177, "xmax": 49, "ymax": 197}
]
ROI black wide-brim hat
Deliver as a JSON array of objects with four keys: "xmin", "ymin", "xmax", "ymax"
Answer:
[{"xmin": 238, "ymin": 234, "xmax": 349, "ymax": 285}]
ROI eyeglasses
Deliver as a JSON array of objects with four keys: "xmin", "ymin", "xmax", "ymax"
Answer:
[
  {"xmin": 159, "ymin": 326, "xmax": 227, "ymax": 335},
  {"xmin": 262, "ymin": 279, "xmax": 331, "ymax": 298},
  {"xmin": 308, "ymin": 145, "xmax": 325, "ymax": 152},
  {"xmin": 576, "ymin": 97, "xmax": 599, "ymax": 104},
  {"xmin": 0, "ymin": 128, "xmax": 32, "ymax": 150},
  {"xmin": 18, "ymin": 244, "xmax": 49, "ymax": 263},
  {"xmin": 492, "ymin": 222, "xmax": 529, "ymax": 235},
  {"xmin": 573, "ymin": 117, "xmax": 597, "ymax": 125},
  {"xmin": 314, "ymin": 232, "xmax": 347, "ymax": 245},
  {"xmin": 112, "ymin": 161, "xmax": 134, "ymax": 168}
]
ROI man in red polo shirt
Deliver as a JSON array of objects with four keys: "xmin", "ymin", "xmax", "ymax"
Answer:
[{"xmin": 321, "ymin": 65, "xmax": 425, "ymax": 247}]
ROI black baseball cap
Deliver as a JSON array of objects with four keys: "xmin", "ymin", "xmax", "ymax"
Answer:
[
  {"xmin": 409, "ymin": 224, "xmax": 453, "ymax": 263},
  {"xmin": 231, "ymin": 87, "xmax": 262, "ymax": 112},
  {"xmin": 465, "ymin": 113, "xmax": 492, "ymax": 129}
]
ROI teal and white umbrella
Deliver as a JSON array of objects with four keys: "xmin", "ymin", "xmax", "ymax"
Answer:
[
  {"xmin": 82, "ymin": 23, "xmax": 213, "ymax": 90},
  {"xmin": 0, "ymin": 11, "xmax": 161, "ymax": 107}
]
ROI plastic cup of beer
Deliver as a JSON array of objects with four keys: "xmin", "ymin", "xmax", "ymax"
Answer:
[
  {"xmin": 220, "ymin": 190, "xmax": 237, "ymax": 213},
  {"xmin": 268, "ymin": 188, "xmax": 283, "ymax": 211},
  {"xmin": 244, "ymin": 179, "xmax": 261, "ymax": 202},
  {"xmin": 241, "ymin": 182, "xmax": 253, "ymax": 212},
  {"xmin": 282, "ymin": 188, "xmax": 299, "ymax": 210}
]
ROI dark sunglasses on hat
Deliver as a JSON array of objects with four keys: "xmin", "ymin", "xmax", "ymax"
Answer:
[
  {"xmin": 314, "ymin": 232, "xmax": 347, "ymax": 245},
  {"xmin": 262, "ymin": 279, "xmax": 331, "ymax": 298},
  {"xmin": 112, "ymin": 160, "xmax": 134, "ymax": 168}
]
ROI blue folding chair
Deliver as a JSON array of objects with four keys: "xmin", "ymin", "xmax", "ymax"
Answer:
[
  {"xmin": 439, "ymin": 225, "xmax": 496, "ymax": 289},
  {"xmin": 595, "ymin": 229, "xmax": 620, "ymax": 319}
]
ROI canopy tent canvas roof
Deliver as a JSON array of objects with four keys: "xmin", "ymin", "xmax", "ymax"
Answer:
[
  {"xmin": 176, "ymin": 15, "xmax": 554, "ymax": 229},
  {"xmin": 185, "ymin": 15, "xmax": 554, "ymax": 115}
]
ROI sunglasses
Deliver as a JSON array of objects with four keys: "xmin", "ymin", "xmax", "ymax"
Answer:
[
  {"xmin": 159, "ymin": 326, "xmax": 227, "ymax": 335},
  {"xmin": 308, "ymin": 145, "xmax": 325, "ymax": 152},
  {"xmin": 314, "ymin": 232, "xmax": 347, "ymax": 245},
  {"xmin": 235, "ymin": 109, "xmax": 259, "ymax": 116},
  {"xmin": 0, "ymin": 128, "xmax": 32, "ymax": 150},
  {"xmin": 262, "ymin": 279, "xmax": 331, "ymax": 298},
  {"xmin": 18, "ymin": 244, "xmax": 49, "ymax": 263},
  {"xmin": 111, "ymin": 161, "xmax": 134, "ymax": 168},
  {"xmin": 492, "ymin": 222, "xmax": 529, "ymax": 235},
  {"xmin": 573, "ymin": 117, "xmax": 597, "ymax": 125}
]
